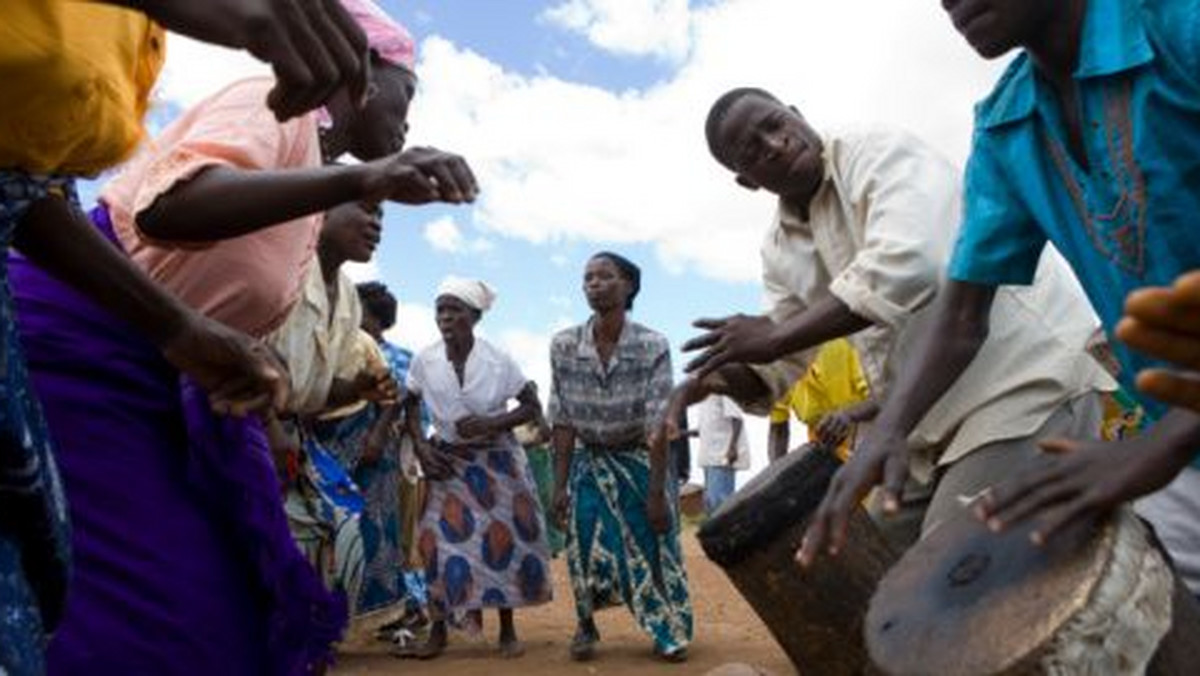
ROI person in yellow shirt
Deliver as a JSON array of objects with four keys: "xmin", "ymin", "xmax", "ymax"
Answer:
[{"xmin": 767, "ymin": 339, "xmax": 875, "ymax": 463}]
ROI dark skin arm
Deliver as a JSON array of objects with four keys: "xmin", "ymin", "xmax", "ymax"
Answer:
[
  {"xmin": 725, "ymin": 417, "xmax": 743, "ymax": 466},
  {"xmin": 768, "ymin": 420, "xmax": 790, "ymax": 463},
  {"xmin": 137, "ymin": 148, "xmax": 478, "ymax": 242},
  {"xmin": 403, "ymin": 392, "xmax": 451, "ymax": 480},
  {"xmin": 106, "ymin": 0, "xmax": 371, "ymax": 121},
  {"xmin": 359, "ymin": 401, "xmax": 401, "ymax": 466},
  {"xmin": 798, "ymin": 280, "xmax": 995, "ymax": 566},
  {"xmin": 550, "ymin": 424, "xmax": 575, "ymax": 529},
  {"xmin": 13, "ymin": 195, "xmax": 287, "ymax": 415},
  {"xmin": 976, "ymin": 412, "xmax": 1200, "ymax": 544},
  {"xmin": 455, "ymin": 382, "xmax": 541, "ymax": 442},
  {"xmin": 815, "ymin": 397, "xmax": 879, "ymax": 448},
  {"xmin": 683, "ymin": 295, "xmax": 872, "ymax": 378}
]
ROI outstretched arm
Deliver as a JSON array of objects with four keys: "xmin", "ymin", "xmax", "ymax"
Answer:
[
  {"xmin": 14, "ymin": 195, "xmax": 287, "ymax": 415},
  {"xmin": 683, "ymin": 295, "xmax": 872, "ymax": 378},
  {"xmin": 138, "ymin": 148, "xmax": 478, "ymax": 242},
  {"xmin": 798, "ymin": 280, "xmax": 997, "ymax": 566}
]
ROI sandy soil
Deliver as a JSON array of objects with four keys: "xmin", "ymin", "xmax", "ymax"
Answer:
[{"xmin": 332, "ymin": 531, "xmax": 794, "ymax": 675}]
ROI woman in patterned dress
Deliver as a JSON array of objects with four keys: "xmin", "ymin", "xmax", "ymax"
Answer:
[
  {"xmin": 402, "ymin": 277, "xmax": 552, "ymax": 659},
  {"xmin": 548, "ymin": 252, "xmax": 693, "ymax": 663}
]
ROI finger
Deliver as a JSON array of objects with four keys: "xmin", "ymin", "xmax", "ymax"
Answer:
[
  {"xmin": 1124, "ymin": 286, "xmax": 1200, "ymax": 330},
  {"xmin": 692, "ymin": 317, "xmax": 733, "ymax": 331},
  {"xmin": 977, "ymin": 459, "xmax": 1067, "ymax": 522},
  {"xmin": 797, "ymin": 492, "xmax": 836, "ymax": 567},
  {"xmin": 320, "ymin": 0, "xmax": 371, "ymax": 106},
  {"xmin": 438, "ymin": 156, "xmax": 479, "ymax": 202},
  {"xmin": 422, "ymin": 158, "xmax": 473, "ymax": 203},
  {"xmin": 683, "ymin": 346, "xmax": 724, "ymax": 375},
  {"xmin": 1136, "ymin": 368, "xmax": 1200, "ymax": 411},
  {"xmin": 1117, "ymin": 318, "xmax": 1200, "ymax": 370},
  {"xmin": 881, "ymin": 453, "xmax": 908, "ymax": 514},
  {"xmin": 1038, "ymin": 437, "xmax": 1083, "ymax": 456},
  {"xmin": 282, "ymin": 0, "xmax": 343, "ymax": 115},
  {"xmin": 988, "ymin": 476, "xmax": 1082, "ymax": 532},
  {"xmin": 265, "ymin": 3, "xmax": 335, "ymax": 119},
  {"xmin": 391, "ymin": 167, "xmax": 439, "ymax": 203},
  {"xmin": 680, "ymin": 331, "xmax": 721, "ymax": 353},
  {"xmin": 1029, "ymin": 495, "xmax": 1098, "ymax": 546}
]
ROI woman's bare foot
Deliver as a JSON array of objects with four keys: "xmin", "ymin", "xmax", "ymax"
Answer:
[{"xmin": 569, "ymin": 618, "xmax": 600, "ymax": 661}]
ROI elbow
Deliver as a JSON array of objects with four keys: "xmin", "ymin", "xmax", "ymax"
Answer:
[{"xmin": 135, "ymin": 196, "xmax": 187, "ymax": 241}]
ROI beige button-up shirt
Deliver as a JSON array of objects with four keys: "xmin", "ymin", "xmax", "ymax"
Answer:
[
  {"xmin": 748, "ymin": 129, "xmax": 1114, "ymax": 479},
  {"xmin": 267, "ymin": 264, "xmax": 363, "ymax": 415}
]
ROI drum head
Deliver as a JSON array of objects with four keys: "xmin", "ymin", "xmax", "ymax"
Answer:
[{"xmin": 865, "ymin": 506, "xmax": 1112, "ymax": 676}]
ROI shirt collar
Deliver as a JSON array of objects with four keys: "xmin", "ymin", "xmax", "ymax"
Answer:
[
  {"xmin": 577, "ymin": 315, "xmax": 633, "ymax": 359},
  {"xmin": 978, "ymin": 0, "xmax": 1152, "ymax": 130}
]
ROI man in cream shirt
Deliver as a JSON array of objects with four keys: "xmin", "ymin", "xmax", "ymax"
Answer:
[
  {"xmin": 696, "ymin": 394, "xmax": 750, "ymax": 514},
  {"xmin": 665, "ymin": 87, "xmax": 1115, "ymax": 551}
]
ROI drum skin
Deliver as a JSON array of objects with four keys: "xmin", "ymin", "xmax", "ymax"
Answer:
[{"xmin": 865, "ymin": 507, "xmax": 1191, "ymax": 675}]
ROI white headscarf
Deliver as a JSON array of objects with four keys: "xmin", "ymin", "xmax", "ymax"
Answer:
[{"xmin": 437, "ymin": 276, "xmax": 496, "ymax": 313}]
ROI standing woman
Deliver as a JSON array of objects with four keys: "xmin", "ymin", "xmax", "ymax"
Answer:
[
  {"xmin": 403, "ymin": 278, "xmax": 552, "ymax": 659},
  {"xmin": 549, "ymin": 252, "xmax": 692, "ymax": 663}
]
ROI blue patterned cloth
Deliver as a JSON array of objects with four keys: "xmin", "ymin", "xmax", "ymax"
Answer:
[
  {"xmin": 0, "ymin": 171, "xmax": 73, "ymax": 676},
  {"xmin": 567, "ymin": 448, "xmax": 693, "ymax": 653}
]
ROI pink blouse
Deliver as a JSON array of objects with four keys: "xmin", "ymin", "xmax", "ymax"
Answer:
[{"xmin": 102, "ymin": 76, "xmax": 323, "ymax": 338}]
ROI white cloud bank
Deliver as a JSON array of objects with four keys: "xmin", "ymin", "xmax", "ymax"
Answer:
[
  {"xmin": 153, "ymin": 0, "xmax": 1007, "ymax": 285},
  {"xmin": 541, "ymin": 0, "xmax": 693, "ymax": 62},
  {"xmin": 409, "ymin": 0, "xmax": 1008, "ymax": 283}
]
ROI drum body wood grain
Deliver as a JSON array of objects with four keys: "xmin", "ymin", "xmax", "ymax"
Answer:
[
  {"xmin": 866, "ymin": 507, "xmax": 1200, "ymax": 675},
  {"xmin": 699, "ymin": 445, "xmax": 899, "ymax": 675}
]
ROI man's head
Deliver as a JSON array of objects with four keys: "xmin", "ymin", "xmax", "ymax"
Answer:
[
  {"xmin": 940, "ymin": 0, "xmax": 1062, "ymax": 59},
  {"xmin": 320, "ymin": 199, "xmax": 382, "ymax": 264},
  {"xmin": 705, "ymin": 88, "xmax": 825, "ymax": 204},
  {"xmin": 357, "ymin": 280, "xmax": 397, "ymax": 339}
]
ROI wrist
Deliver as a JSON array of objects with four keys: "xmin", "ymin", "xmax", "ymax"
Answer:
[{"xmin": 151, "ymin": 298, "xmax": 196, "ymax": 349}]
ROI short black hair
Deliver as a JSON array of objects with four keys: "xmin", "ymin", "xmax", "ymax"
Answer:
[
  {"xmin": 591, "ymin": 251, "xmax": 641, "ymax": 311},
  {"xmin": 705, "ymin": 87, "xmax": 780, "ymax": 166},
  {"xmin": 357, "ymin": 281, "xmax": 397, "ymax": 329}
]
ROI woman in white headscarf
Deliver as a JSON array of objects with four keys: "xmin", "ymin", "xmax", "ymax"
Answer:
[{"xmin": 401, "ymin": 277, "xmax": 552, "ymax": 659}]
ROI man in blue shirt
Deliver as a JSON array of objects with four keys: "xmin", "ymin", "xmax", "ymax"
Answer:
[{"xmin": 798, "ymin": 0, "xmax": 1200, "ymax": 595}]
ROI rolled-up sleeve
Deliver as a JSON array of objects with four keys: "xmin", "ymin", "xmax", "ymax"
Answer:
[{"xmin": 828, "ymin": 132, "xmax": 959, "ymax": 328}]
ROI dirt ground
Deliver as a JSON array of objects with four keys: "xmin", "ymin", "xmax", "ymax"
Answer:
[{"xmin": 332, "ymin": 530, "xmax": 794, "ymax": 676}]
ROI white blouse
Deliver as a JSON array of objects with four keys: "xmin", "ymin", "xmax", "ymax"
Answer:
[{"xmin": 406, "ymin": 337, "xmax": 529, "ymax": 444}]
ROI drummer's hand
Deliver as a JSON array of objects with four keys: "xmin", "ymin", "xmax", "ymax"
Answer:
[
  {"xmin": 683, "ymin": 314, "xmax": 781, "ymax": 378},
  {"xmin": 975, "ymin": 434, "xmax": 1192, "ymax": 545},
  {"xmin": 796, "ymin": 428, "xmax": 910, "ymax": 568},
  {"xmin": 1118, "ymin": 271, "xmax": 1200, "ymax": 412},
  {"xmin": 646, "ymin": 492, "xmax": 671, "ymax": 535},
  {"xmin": 815, "ymin": 410, "xmax": 854, "ymax": 448}
]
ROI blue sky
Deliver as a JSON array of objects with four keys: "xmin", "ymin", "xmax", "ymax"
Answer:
[{"xmin": 120, "ymin": 0, "xmax": 1008, "ymax": 476}]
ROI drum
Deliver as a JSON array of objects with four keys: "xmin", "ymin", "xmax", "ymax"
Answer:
[
  {"xmin": 698, "ymin": 444, "xmax": 899, "ymax": 675},
  {"xmin": 865, "ymin": 506, "xmax": 1200, "ymax": 675}
]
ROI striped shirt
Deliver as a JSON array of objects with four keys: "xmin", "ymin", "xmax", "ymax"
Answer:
[{"xmin": 548, "ymin": 317, "xmax": 673, "ymax": 447}]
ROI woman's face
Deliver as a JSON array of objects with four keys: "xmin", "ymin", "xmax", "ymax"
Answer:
[
  {"xmin": 347, "ymin": 62, "xmax": 416, "ymax": 160},
  {"xmin": 320, "ymin": 200, "xmax": 382, "ymax": 263},
  {"xmin": 583, "ymin": 257, "xmax": 631, "ymax": 313},
  {"xmin": 435, "ymin": 295, "xmax": 479, "ymax": 342}
]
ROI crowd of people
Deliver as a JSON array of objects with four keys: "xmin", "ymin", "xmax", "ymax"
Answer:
[{"xmin": 3, "ymin": 0, "xmax": 1200, "ymax": 674}]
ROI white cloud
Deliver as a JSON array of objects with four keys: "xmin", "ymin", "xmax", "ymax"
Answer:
[
  {"xmin": 385, "ymin": 301, "xmax": 441, "ymax": 354},
  {"xmin": 541, "ymin": 0, "xmax": 693, "ymax": 62},
  {"xmin": 153, "ymin": 1, "xmax": 1008, "ymax": 286},
  {"xmin": 424, "ymin": 216, "xmax": 465, "ymax": 252},
  {"xmin": 423, "ymin": 215, "xmax": 496, "ymax": 255},
  {"xmin": 409, "ymin": 0, "xmax": 1008, "ymax": 284}
]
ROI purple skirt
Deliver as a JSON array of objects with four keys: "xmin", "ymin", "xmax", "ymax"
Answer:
[{"xmin": 10, "ymin": 207, "xmax": 345, "ymax": 674}]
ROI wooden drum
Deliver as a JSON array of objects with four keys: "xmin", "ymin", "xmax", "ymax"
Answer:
[
  {"xmin": 698, "ymin": 444, "xmax": 899, "ymax": 675},
  {"xmin": 865, "ymin": 506, "xmax": 1200, "ymax": 675}
]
